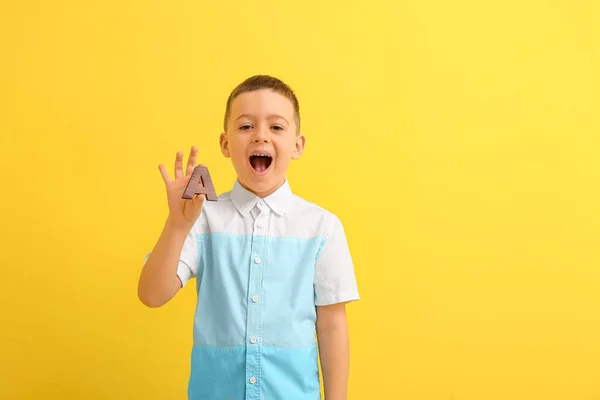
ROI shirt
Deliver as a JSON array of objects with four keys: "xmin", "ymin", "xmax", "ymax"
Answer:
[{"xmin": 150, "ymin": 178, "xmax": 359, "ymax": 400}]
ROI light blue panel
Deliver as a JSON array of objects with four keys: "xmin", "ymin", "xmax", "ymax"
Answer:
[
  {"xmin": 194, "ymin": 233, "xmax": 252, "ymax": 346},
  {"xmin": 193, "ymin": 234, "xmax": 324, "ymax": 348},
  {"xmin": 261, "ymin": 345, "xmax": 321, "ymax": 400},
  {"xmin": 187, "ymin": 345, "xmax": 246, "ymax": 400},
  {"xmin": 187, "ymin": 345, "xmax": 321, "ymax": 400},
  {"xmin": 261, "ymin": 236, "xmax": 323, "ymax": 347}
]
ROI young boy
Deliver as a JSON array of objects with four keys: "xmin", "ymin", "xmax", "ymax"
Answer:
[{"xmin": 138, "ymin": 75, "xmax": 359, "ymax": 400}]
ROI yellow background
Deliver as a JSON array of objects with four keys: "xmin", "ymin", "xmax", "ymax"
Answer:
[{"xmin": 1, "ymin": 0, "xmax": 599, "ymax": 399}]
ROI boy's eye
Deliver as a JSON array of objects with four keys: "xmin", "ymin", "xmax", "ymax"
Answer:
[
  {"xmin": 240, "ymin": 124, "xmax": 252, "ymax": 130},
  {"xmin": 271, "ymin": 125, "xmax": 283, "ymax": 131}
]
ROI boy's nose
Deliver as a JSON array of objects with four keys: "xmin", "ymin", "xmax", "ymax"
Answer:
[{"xmin": 252, "ymin": 130, "xmax": 269, "ymax": 143}]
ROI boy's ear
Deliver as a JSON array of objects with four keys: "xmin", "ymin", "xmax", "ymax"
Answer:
[
  {"xmin": 292, "ymin": 134, "xmax": 306, "ymax": 160},
  {"xmin": 219, "ymin": 132, "xmax": 231, "ymax": 158}
]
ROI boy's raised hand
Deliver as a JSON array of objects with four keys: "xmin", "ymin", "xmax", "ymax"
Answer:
[{"xmin": 158, "ymin": 146, "xmax": 205, "ymax": 229}]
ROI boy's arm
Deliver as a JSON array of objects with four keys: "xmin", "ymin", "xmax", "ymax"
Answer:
[
  {"xmin": 313, "ymin": 213, "xmax": 359, "ymax": 399},
  {"xmin": 137, "ymin": 147, "xmax": 205, "ymax": 308},
  {"xmin": 316, "ymin": 302, "xmax": 350, "ymax": 400},
  {"xmin": 137, "ymin": 218, "xmax": 188, "ymax": 307}
]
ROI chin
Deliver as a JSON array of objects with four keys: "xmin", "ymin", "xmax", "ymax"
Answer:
[{"xmin": 243, "ymin": 174, "xmax": 283, "ymax": 195}]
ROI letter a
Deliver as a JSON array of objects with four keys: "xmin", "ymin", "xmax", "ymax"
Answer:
[{"xmin": 182, "ymin": 165, "xmax": 218, "ymax": 201}]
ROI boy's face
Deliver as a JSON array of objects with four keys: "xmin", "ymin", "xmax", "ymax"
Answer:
[{"xmin": 220, "ymin": 89, "xmax": 305, "ymax": 198}]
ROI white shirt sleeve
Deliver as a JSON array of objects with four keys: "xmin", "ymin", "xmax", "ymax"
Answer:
[
  {"xmin": 142, "ymin": 221, "xmax": 202, "ymax": 288},
  {"xmin": 314, "ymin": 213, "xmax": 360, "ymax": 306},
  {"xmin": 175, "ymin": 225, "xmax": 200, "ymax": 287}
]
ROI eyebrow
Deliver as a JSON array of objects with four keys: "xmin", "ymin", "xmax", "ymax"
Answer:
[{"xmin": 235, "ymin": 114, "xmax": 290, "ymax": 125}]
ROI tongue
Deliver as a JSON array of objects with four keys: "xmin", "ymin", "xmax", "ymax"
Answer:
[{"xmin": 252, "ymin": 157, "xmax": 269, "ymax": 172}]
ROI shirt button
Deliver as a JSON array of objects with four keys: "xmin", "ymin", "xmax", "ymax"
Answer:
[
  {"xmin": 252, "ymin": 295, "xmax": 259, "ymax": 303},
  {"xmin": 257, "ymin": 222, "xmax": 264, "ymax": 229},
  {"xmin": 250, "ymin": 337, "xmax": 257, "ymax": 344},
  {"xmin": 254, "ymin": 257, "xmax": 261, "ymax": 264},
  {"xmin": 250, "ymin": 376, "xmax": 257, "ymax": 384}
]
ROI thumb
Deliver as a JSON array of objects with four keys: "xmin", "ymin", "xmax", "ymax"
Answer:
[{"xmin": 191, "ymin": 194, "xmax": 205, "ymax": 211}]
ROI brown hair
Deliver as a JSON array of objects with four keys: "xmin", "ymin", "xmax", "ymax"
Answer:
[{"xmin": 223, "ymin": 75, "xmax": 300, "ymax": 133}]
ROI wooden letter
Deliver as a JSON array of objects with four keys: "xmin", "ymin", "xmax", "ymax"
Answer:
[{"xmin": 182, "ymin": 165, "xmax": 218, "ymax": 201}]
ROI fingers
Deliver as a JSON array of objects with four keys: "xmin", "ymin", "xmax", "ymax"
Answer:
[
  {"xmin": 158, "ymin": 164, "xmax": 170, "ymax": 184},
  {"xmin": 186, "ymin": 146, "xmax": 198, "ymax": 176},
  {"xmin": 163, "ymin": 147, "xmax": 200, "ymax": 184},
  {"xmin": 174, "ymin": 151, "xmax": 184, "ymax": 179}
]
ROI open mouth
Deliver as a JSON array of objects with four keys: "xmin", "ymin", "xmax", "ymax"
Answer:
[{"xmin": 249, "ymin": 153, "xmax": 273, "ymax": 173}]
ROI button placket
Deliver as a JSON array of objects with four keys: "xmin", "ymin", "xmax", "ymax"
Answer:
[
  {"xmin": 254, "ymin": 203, "xmax": 268, "ymax": 232},
  {"xmin": 245, "ymin": 205, "xmax": 269, "ymax": 398}
]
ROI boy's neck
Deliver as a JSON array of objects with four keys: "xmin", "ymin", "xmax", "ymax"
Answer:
[{"xmin": 239, "ymin": 178, "xmax": 286, "ymax": 198}]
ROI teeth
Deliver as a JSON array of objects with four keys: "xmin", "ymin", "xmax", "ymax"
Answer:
[{"xmin": 252, "ymin": 154, "xmax": 271, "ymax": 157}]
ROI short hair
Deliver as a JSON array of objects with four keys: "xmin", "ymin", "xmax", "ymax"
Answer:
[{"xmin": 223, "ymin": 75, "xmax": 300, "ymax": 133}]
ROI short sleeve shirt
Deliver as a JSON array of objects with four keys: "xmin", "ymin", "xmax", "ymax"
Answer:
[{"xmin": 160, "ymin": 178, "xmax": 359, "ymax": 400}]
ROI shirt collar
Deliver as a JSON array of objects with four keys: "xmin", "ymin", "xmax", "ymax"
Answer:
[{"xmin": 231, "ymin": 178, "xmax": 293, "ymax": 217}]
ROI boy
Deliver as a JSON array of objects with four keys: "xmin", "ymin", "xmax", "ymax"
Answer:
[{"xmin": 138, "ymin": 75, "xmax": 359, "ymax": 400}]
